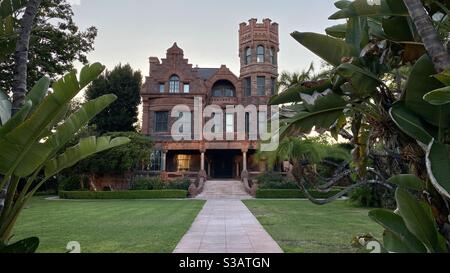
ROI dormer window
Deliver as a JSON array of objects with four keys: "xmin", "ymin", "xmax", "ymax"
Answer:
[
  {"xmin": 257, "ymin": 45, "xmax": 265, "ymax": 63},
  {"xmin": 245, "ymin": 47, "xmax": 252, "ymax": 65},
  {"xmin": 212, "ymin": 80, "xmax": 236, "ymax": 97},
  {"xmin": 169, "ymin": 75, "xmax": 180, "ymax": 93}
]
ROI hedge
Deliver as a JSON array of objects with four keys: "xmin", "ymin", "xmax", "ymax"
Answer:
[
  {"xmin": 255, "ymin": 189, "xmax": 343, "ymax": 199},
  {"xmin": 59, "ymin": 190, "xmax": 188, "ymax": 200}
]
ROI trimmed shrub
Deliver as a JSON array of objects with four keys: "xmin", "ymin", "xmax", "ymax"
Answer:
[
  {"xmin": 131, "ymin": 177, "xmax": 191, "ymax": 191},
  {"xmin": 59, "ymin": 190, "xmax": 187, "ymax": 200},
  {"xmin": 257, "ymin": 171, "xmax": 298, "ymax": 189},
  {"xmin": 58, "ymin": 176, "xmax": 82, "ymax": 191},
  {"xmin": 256, "ymin": 189, "xmax": 342, "ymax": 199}
]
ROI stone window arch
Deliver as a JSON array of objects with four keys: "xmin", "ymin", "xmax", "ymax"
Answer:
[
  {"xmin": 212, "ymin": 80, "xmax": 236, "ymax": 97},
  {"xmin": 169, "ymin": 75, "xmax": 180, "ymax": 93},
  {"xmin": 257, "ymin": 45, "xmax": 265, "ymax": 63}
]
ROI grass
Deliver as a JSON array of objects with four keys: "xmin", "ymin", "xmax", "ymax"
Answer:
[
  {"xmin": 11, "ymin": 197, "xmax": 205, "ymax": 253},
  {"xmin": 244, "ymin": 200, "xmax": 383, "ymax": 253}
]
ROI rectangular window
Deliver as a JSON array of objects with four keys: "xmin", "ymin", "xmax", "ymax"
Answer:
[
  {"xmin": 257, "ymin": 76, "xmax": 266, "ymax": 96},
  {"xmin": 226, "ymin": 113, "xmax": 234, "ymax": 133},
  {"xmin": 244, "ymin": 77, "xmax": 252, "ymax": 97},
  {"xmin": 159, "ymin": 83, "xmax": 165, "ymax": 93},
  {"xmin": 176, "ymin": 155, "xmax": 191, "ymax": 172},
  {"xmin": 245, "ymin": 112, "xmax": 250, "ymax": 134},
  {"xmin": 183, "ymin": 83, "xmax": 190, "ymax": 93},
  {"xmin": 150, "ymin": 151, "xmax": 162, "ymax": 171},
  {"xmin": 271, "ymin": 78, "xmax": 276, "ymax": 95},
  {"xmin": 154, "ymin": 111, "xmax": 169, "ymax": 132}
]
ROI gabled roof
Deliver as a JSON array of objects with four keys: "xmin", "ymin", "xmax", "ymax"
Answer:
[{"xmin": 197, "ymin": 68, "xmax": 219, "ymax": 80}]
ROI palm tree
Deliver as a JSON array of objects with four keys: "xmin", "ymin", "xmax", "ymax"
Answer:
[{"xmin": 403, "ymin": 0, "xmax": 450, "ymax": 72}]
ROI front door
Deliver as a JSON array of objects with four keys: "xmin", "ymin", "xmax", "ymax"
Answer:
[{"xmin": 208, "ymin": 151, "xmax": 235, "ymax": 179}]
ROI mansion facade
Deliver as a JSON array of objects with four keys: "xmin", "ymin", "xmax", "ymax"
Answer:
[{"xmin": 140, "ymin": 18, "xmax": 279, "ymax": 181}]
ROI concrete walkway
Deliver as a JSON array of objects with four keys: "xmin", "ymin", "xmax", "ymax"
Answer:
[{"xmin": 173, "ymin": 180, "xmax": 283, "ymax": 253}]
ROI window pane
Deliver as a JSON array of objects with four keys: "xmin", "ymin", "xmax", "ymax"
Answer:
[
  {"xmin": 150, "ymin": 151, "xmax": 162, "ymax": 171},
  {"xmin": 159, "ymin": 83, "xmax": 165, "ymax": 93},
  {"xmin": 154, "ymin": 111, "xmax": 168, "ymax": 132},
  {"xmin": 257, "ymin": 76, "xmax": 266, "ymax": 96},
  {"xmin": 226, "ymin": 113, "xmax": 234, "ymax": 133},
  {"xmin": 245, "ymin": 47, "xmax": 252, "ymax": 65},
  {"xmin": 169, "ymin": 75, "xmax": 180, "ymax": 93},
  {"xmin": 177, "ymin": 155, "xmax": 191, "ymax": 172},
  {"xmin": 184, "ymin": 84, "xmax": 190, "ymax": 93},
  {"xmin": 257, "ymin": 46, "xmax": 265, "ymax": 63},
  {"xmin": 244, "ymin": 77, "xmax": 251, "ymax": 97}
]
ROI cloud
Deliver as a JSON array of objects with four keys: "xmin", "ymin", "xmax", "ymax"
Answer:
[{"xmin": 67, "ymin": 0, "xmax": 81, "ymax": 5}]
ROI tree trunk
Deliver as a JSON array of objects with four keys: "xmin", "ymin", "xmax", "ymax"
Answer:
[
  {"xmin": 0, "ymin": 0, "xmax": 42, "ymax": 219},
  {"xmin": 11, "ymin": 0, "xmax": 42, "ymax": 115},
  {"xmin": 404, "ymin": 0, "xmax": 450, "ymax": 72}
]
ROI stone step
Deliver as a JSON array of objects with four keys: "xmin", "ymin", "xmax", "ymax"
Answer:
[{"xmin": 196, "ymin": 180, "xmax": 252, "ymax": 200}]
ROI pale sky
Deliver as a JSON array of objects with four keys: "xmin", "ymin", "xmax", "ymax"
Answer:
[{"xmin": 70, "ymin": 0, "xmax": 342, "ymax": 77}]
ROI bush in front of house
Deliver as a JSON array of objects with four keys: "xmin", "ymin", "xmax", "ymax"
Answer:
[
  {"xmin": 59, "ymin": 190, "xmax": 188, "ymax": 200},
  {"xmin": 58, "ymin": 176, "xmax": 82, "ymax": 191},
  {"xmin": 348, "ymin": 184, "xmax": 395, "ymax": 209},
  {"xmin": 257, "ymin": 171, "xmax": 298, "ymax": 189},
  {"xmin": 256, "ymin": 189, "xmax": 343, "ymax": 199},
  {"xmin": 131, "ymin": 177, "xmax": 191, "ymax": 191}
]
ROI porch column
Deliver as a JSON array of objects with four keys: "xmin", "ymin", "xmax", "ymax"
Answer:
[
  {"xmin": 201, "ymin": 151, "xmax": 205, "ymax": 171},
  {"xmin": 161, "ymin": 151, "xmax": 167, "ymax": 172},
  {"xmin": 242, "ymin": 151, "xmax": 247, "ymax": 172}
]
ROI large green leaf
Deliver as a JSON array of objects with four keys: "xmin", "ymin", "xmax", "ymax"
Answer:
[
  {"xmin": 405, "ymin": 55, "xmax": 449, "ymax": 128},
  {"xmin": 15, "ymin": 94, "xmax": 118, "ymax": 177},
  {"xmin": 0, "ymin": 100, "xmax": 32, "ymax": 137},
  {"xmin": 426, "ymin": 140, "xmax": 450, "ymax": 200},
  {"xmin": 0, "ymin": 0, "xmax": 27, "ymax": 21},
  {"xmin": 269, "ymin": 80, "xmax": 332, "ymax": 105},
  {"xmin": 387, "ymin": 174, "xmax": 425, "ymax": 192},
  {"xmin": 336, "ymin": 63, "xmax": 381, "ymax": 97},
  {"xmin": 0, "ymin": 88, "xmax": 11, "ymax": 125},
  {"xmin": 383, "ymin": 230, "xmax": 416, "ymax": 253},
  {"xmin": 0, "ymin": 63, "xmax": 105, "ymax": 176},
  {"xmin": 369, "ymin": 209, "xmax": 426, "ymax": 253},
  {"xmin": 382, "ymin": 16, "xmax": 415, "ymax": 42},
  {"xmin": 346, "ymin": 17, "xmax": 369, "ymax": 53},
  {"xmin": 423, "ymin": 87, "xmax": 450, "ymax": 106},
  {"xmin": 291, "ymin": 32, "xmax": 355, "ymax": 67},
  {"xmin": 0, "ymin": 237, "xmax": 39, "ymax": 254},
  {"xmin": 283, "ymin": 91, "xmax": 347, "ymax": 134},
  {"xmin": 44, "ymin": 136, "xmax": 130, "ymax": 178},
  {"xmin": 396, "ymin": 188, "xmax": 442, "ymax": 253},
  {"xmin": 329, "ymin": 0, "xmax": 408, "ymax": 19},
  {"xmin": 24, "ymin": 76, "xmax": 50, "ymax": 114},
  {"xmin": 389, "ymin": 102, "xmax": 434, "ymax": 144},
  {"xmin": 325, "ymin": 23, "xmax": 347, "ymax": 39}
]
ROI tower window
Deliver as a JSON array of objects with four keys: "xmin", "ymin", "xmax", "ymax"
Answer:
[
  {"xmin": 245, "ymin": 47, "xmax": 252, "ymax": 65},
  {"xmin": 244, "ymin": 77, "xmax": 252, "ymax": 97},
  {"xmin": 257, "ymin": 45, "xmax": 265, "ymax": 63},
  {"xmin": 154, "ymin": 111, "xmax": 169, "ymax": 132},
  {"xmin": 270, "ymin": 48, "xmax": 276, "ymax": 65},
  {"xmin": 169, "ymin": 75, "xmax": 180, "ymax": 93},
  {"xmin": 257, "ymin": 76, "xmax": 266, "ymax": 96},
  {"xmin": 271, "ymin": 78, "xmax": 277, "ymax": 95}
]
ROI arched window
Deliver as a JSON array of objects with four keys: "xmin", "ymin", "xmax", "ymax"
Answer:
[
  {"xmin": 270, "ymin": 48, "xmax": 276, "ymax": 65},
  {"xmin": 245, "ymin": 47, "xmax": 252, "ymax": 65},
  {"xmin": 169, "ymin": 75, "xmax": 180, "ymax": 93},
  {"xmin": 212, "ymin": 80, "xmax": 236, "ymax": 97},
  {"xmin": 257, "ymin": 45, "xmax": 265, "ymax": 63}
]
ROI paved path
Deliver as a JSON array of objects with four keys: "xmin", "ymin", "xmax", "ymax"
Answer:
[{"xmin": 173, "ymin": 180, "xmax": 283, "ymax": 253}]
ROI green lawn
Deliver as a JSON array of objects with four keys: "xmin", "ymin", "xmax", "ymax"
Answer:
[
  {"xmin": 244, "ymin": 200, "xmax": 383, "ymax": 253},
  {"xmin": 11, "ymin": 197, "xmax": 205, "ymax": 253}
]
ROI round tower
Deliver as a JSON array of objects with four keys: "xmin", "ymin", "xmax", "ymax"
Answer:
[{"xmin": 239, "ymin": 18, "xmax": 279, "ymax": 100}]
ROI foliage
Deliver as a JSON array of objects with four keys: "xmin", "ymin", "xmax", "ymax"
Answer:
[
  {"xmin": 0, "ymin": 0, "xmax": 97, "ymax": 93},
  {"xmin": 71, "ymin": 132, "xmax": 152, "ymax": 175},
  {"xmin": 131, "ymin": 177, "xmax": 191, "ymax": 191},
  {"xmin": 349, "ymin": 184, "xmax": 395, "ymax": 209},
  {"xmin": 255, "ymin": 189, "xmax": 343, "ymax": 199},
  {"xmin": 85, "ymin": 64, "xmax": 143, "ymax": 133},
  {"xmin": 274, "ymin": 0, "xmax": 450, "ymax": 252},
  {"xmin": 58, "ymin": 175, "xmax": 83, "ymax": 192},
  {"xmin": 257, "ymin": 171, "xmax": 298, "ymax": 190},
  {"xmin": 0, "ymin": 63, "xmax": 130, "ymax": 248},
  {"xmin": 59, "ymin": 190, "xmax": 188, "ymax": 200},
  {"xmin": 0, "ymin": 0, "xmax": 28, "ymax": 61}
]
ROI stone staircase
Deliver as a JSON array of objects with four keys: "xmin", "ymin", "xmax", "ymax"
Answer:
[{"xmin": 196, "ymin": 180, "xmax": 252, "ymax": 200}]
